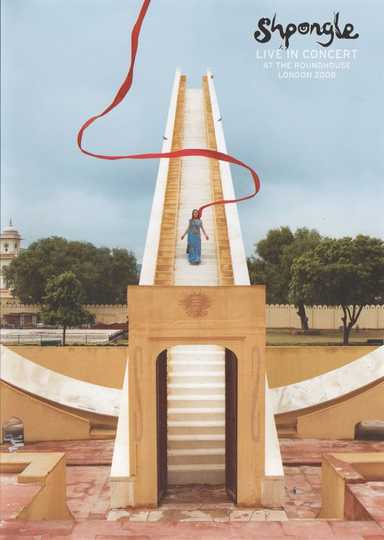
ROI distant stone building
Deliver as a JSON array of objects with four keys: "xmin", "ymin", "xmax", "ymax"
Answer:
[{"xmin": 0, "ymin": 220, "xmax": 22, "ymax": 299}]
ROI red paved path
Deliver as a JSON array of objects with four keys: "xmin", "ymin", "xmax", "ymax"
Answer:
[{"xmin": 0, "ymin": 518, "xmax": 384, "ymax": 539}]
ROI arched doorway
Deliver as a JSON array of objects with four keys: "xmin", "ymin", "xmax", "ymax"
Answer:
[{"xmin": 156, "ymin": 346, "xmax": 238, "ymax": 504}]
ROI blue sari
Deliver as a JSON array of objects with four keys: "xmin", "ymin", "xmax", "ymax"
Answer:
[{"xmin": 187, "ymin": 219, "xmax": 202, "ymax": 264}]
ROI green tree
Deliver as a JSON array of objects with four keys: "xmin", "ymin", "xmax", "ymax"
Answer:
[
  {"xmin": 41, "ymin": 272, "xmax": 94, "ymax": 345},
  {"xmin": 248, "ymin": 227, "xmax": 294, "ymax": 305},
  {"xmin": 289, "ymin": 235, "xmax": 384, "ymax": 344},
  {"xmin": 247, "ymin": 227, "xmax": 321, "ymax": 329},
  {"xmin": 4, "ymin": 237, "xmax": 139, "ymax": 304},
  {"xmin": 281, "ymin": 228, "xmax": 322, "ymax": 329}
]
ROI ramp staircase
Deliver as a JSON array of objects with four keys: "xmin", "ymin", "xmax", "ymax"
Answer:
[{"xmin": 154, "ymin": 80, "xmax": 233, "ymax": 484}]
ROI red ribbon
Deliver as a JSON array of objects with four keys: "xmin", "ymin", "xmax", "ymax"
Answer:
[{"xmin": 77, "ymin": 0, "xmax": 261, "ymax": 218}]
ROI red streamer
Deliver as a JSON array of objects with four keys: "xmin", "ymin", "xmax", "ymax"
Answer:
[{"xmin": 77, "ymin": 0, "xmax": 261, "ymax": 217}]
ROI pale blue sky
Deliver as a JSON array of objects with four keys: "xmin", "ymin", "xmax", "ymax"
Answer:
[{"xmin": 1, "ymin": 0, "xmax": 383, "ymax": 259}]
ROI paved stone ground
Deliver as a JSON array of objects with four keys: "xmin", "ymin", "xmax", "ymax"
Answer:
[
  {"xmin": 64, "ymin": 467, "xmax": 323, "ymax": 521},
  {"xmin": 1, "ymin": 518, "xmax": 384, "ymax": 538},
  {"xmin": 284, "ymin": 466, "xmax": 322, "ymax": 519},
  {"xmin": 1, "ymin": 438, "xmax": 384, "ymax": 538},
  {"xmin": 348, "ymin": 482, "xmax": 384, "ymax": 523},
  {"xmin": 0, "ymin": 440, "xmax": 114, "ymax": 466}
]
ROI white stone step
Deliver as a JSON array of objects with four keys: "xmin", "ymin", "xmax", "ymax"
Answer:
[
  {"xmin": 168, "ymin": 373, "xmax": 224, "ymax": 384},
  {"xmin": 168, "ymin": 439, "xmax": 225, "ymax": 450},
  {"xmin": 168, "ymin": 434, "xmax": 225, "ymax": 441},
  {"xmin": 168, "ymin": 412, "xmax": 224, "ymax": 422},
  {"xmin": 169, "ymin": 370, "xmax": 224, "ymax": 378},
  {"xmin": 168, "ymin": 434, "xmax": 225, "ymax": 450},
  {"xmin": 168, "ymin": 464, "xmax": 224, "ymax": 472},
  {"xmin": 168, "ymin": 407, "xmax": 225, "ymax": 414},
  {"xmin": 169, "ymin": 371, "xmax": 223, "ymax": 377},
  {"xmin": 169, "ymin": 366, "xmax": 224, "ymax": 375},
  {"xmin": 168, "ymin": 420, "xmax": 225, "ymax": 428},
  {"xmin": 168, "ymin": 434, "xmax": 225, "ymax": 449},
  {"xmin": 168, "ymin": 451, "xmax": 225, "ymax": 466},
  {"xmin": 167, "ymin": 394, "xmax": 224, "ymax": 401},
  {"xmin": 167, "ymin": 395, "xmax": 224, "ymax": 408},
  {"xmin": 168, "ymin": 464, "xmax": 225, "ymax": 485},
  {"xmin": 169, "ymin": 359, "xmax": 224, "ymax": 366},
  {"xmin": 168, "ymin": 447, "xmax": 225, "ymax": 456},
  {"xmin": 168, "ymin": 424, "xmax": 225, "ymax": 435},
  {"xmin": 168, "ymin": 384, "xmax": 225, "ymax": 396},
  {"xmin": 168, "ymin": 448, "xmax": 225, "ymax": 466},
  {"xmin": 168, "ymin": 383, "xmax": 224, "ymax": 389}
]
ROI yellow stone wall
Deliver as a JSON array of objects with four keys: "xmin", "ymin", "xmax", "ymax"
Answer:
[
  {"xmin": 0, "ymin": 382, "xmax": 90, "ymax": 442},
  {"xmin": 8, "ymin": 346, "xmax": 126, "ymax": 388},
  {"xmin": 0, "ymin": 299, "xmax": 127, "ymax": 325},
  {"xmin": 267, "ymin": 304, "xmax": 384, "ymax": 329},
  {"xmin": 266, "ymin": 346, "xmax": 377, "ymax": 388},
  {"xmin": 297, "ymin": 380, "xmax": 384, "ymax": 439}
]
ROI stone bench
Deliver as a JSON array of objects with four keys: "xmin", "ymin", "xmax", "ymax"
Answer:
[{"xmin": 0, "ymin": 452, "xmax": 73, "ymax": 520}]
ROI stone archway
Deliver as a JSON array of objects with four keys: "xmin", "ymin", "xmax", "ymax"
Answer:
[{"xmin": 126, "ymin": 285, "xmax": 266, "ymax": 507}]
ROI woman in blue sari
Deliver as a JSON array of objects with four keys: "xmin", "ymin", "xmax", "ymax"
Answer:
[{"xmin": 181, "ymin": 209, "xmax": 209, "ymax": 265}]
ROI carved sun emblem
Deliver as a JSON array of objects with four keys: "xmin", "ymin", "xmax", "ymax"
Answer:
[{"xmin": 180, "ymin": 292, "xmax": 211, "ymax": 318}]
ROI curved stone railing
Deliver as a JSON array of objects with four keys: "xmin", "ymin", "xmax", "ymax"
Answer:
[
  {"xmin": 0, "ymin": 345, "xmax": 120, "ymax": 416},
  {"xmin": 271, "ymin": 345, "xmax": 384, "ymax": 414},
  {"xmin": 139, "ymin": 70, "xmax": 182, "ymax": 286}
]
